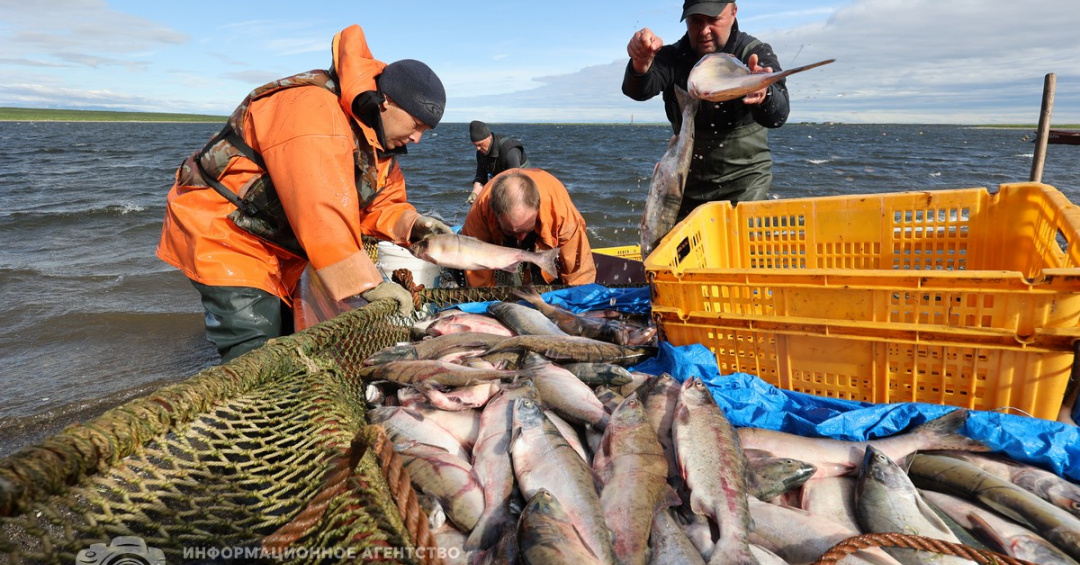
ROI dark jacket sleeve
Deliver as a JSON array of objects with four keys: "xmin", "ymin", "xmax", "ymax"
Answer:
[
  {"xmin": 747, "ymin": 41, "xmax": 790, "ymax": 129},
  {"xmin": 472, "ymin": 152, "xmax": 487, "ymax": 185},
  {"xmin": 621, "ymin": 45, "xmax": 679, "ymax": 101}
]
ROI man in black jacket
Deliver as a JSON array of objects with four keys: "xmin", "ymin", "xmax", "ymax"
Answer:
[
  {"xmin": 467, "ymin": 120, "xmax": 530, "ymax": 204},
  {"xmin": 623, "ymin": 0, "xmax": 790, "ymax": 221}
]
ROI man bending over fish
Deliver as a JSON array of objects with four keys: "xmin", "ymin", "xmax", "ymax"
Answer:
[
  {"xmin": 623, "ymin": 0, "xmax": 790, "ymax": 221},
  {"xmin": 459, "ymin": 169, "xmax": 596, "ymax": 287}
]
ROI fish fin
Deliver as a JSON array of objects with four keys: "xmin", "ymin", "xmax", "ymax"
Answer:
[
  {"xmin": 964, "ymin": 511, "xmax": 1010, "ymax": 555},
  {"xmin": 401, "ymin": 407, "xmax": 425, "ymax": 421},
  {"xmin": 662, "ymin": 485, "xmax": 682, "ymax": 509},
  {"xmin": 913, "ymin": 409, "xmax": 990, "ymax": 453},
  {"xmin": 914, "ymin": 493, "xmax": 959, "ymax": 538},
  {"xmin": 535, "ymin": 247, "xmax": 560, "ymax": 278}
]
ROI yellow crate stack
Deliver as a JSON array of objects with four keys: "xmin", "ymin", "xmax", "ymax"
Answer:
[{"xmin": 644, "ymin": 182, "xmax": 1080, "ymax": 420}]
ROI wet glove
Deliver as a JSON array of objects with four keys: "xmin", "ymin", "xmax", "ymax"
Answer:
[
  {"xmin": 360, "ymin": 281, "xmax": 414, "ymax": 317},
  {"xmin": 411, "ymin": 215, "xmax": 453, "ymax": 242},
  {"xmin": 465, "ymin": 192, "xmax": 478, "ymax": 205}
]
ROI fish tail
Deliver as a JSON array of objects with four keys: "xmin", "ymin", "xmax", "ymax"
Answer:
[
  {"xmin": 535, "ymin": 247, "xmax": 560, "ymax": 278},
  {"xmin": 915, "ymin": 409, "xmax": 990, "ymax": 452}
]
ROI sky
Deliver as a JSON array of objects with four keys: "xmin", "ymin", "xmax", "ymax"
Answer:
[{"xmin": 1, "ymin": 0, "xmax": 1079, "ymax": 125}]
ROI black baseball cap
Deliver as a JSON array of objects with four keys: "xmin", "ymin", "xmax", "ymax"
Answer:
[{"xmin": 681, "ymin": 0, "xmax": 734, "ymax": 21}]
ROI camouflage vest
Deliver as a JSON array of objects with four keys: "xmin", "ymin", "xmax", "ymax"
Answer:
[{"xmin": 175, "ymin": 70, "xmax": 388, "ymax": 257}]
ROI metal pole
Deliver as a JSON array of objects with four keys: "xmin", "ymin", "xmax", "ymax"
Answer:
[{"xmin": 1030, "ymin": 73, "xmax": 1056, "ymax": 183}]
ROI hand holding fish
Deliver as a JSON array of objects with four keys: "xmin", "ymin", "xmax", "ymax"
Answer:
[
  {"xmin": 741, "ymin": 54, "xmax": 772, "ymax": 105},
  {"xmin": 627, "ymin": 28, "xmax": 663, "ymax": 74}
]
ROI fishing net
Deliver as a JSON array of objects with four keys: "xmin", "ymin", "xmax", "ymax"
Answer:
[{"xmin": 0, "ymin": 287, "xmax": 569, "ymax": 565}]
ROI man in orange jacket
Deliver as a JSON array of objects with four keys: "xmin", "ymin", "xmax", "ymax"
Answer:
[
  {"xmin": 460, "ymin": 168, "xmax": 596, "ymax": 287},
  {"xmin": 157, "ymin": 24, "xmax": 452, "ymax": 362}
]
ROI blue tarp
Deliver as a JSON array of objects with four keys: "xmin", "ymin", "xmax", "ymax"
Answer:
[
  {"xmin": 448, "ymin": 283, "xmax": 652, "ymax": 315},
  {"xmin": 631, "ymin": 340, "xmax": 1080, "ymax": 482},
  {"xmin": 459, "ymin": 285, "xmax": 1080, "ymax": 481}
]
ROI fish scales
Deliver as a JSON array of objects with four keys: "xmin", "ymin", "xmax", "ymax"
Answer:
[
  {"xmin": 510, "ymin": 397, "xmax": 617, "ymax": 564},
  {"xmin": 640, "ymin": 86, "xmax": 697, "ymax": 259},
  {"xmin": 908, "ymin": 453, "xmax": 1080, "ymax": 563},
  {"xmin": 673, "ymin": 377, "xmax": 757, "ymax": 564},
  {"xmin": 409, "ymin": 233, "xmax": 559, "ymax": 278},
  {"xmin": 596, "ymin": 393, "xmax": 676, "ymax": 565}
]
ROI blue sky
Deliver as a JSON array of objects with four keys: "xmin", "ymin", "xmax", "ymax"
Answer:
[{"xmin": 2, "ymin": 0, "xmax": 1079, "ymax": 124}]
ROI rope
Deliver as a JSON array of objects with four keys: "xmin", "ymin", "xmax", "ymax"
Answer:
[
  {"xmin": 811, "ymin": 532, "xmax": 1039, "ymax": 565},
  {"xmin": 361, "ymin": 425, "xmax": 443, "ymax": 565}
]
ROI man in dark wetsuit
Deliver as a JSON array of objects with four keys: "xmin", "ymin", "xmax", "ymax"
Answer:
[
  {"xmin": 466, "ymin": 120, "xmax": 530, "ymax": 204},
  {"xmin": 623, "ymin": 0, "xmax": 790, "ymax": 221}
]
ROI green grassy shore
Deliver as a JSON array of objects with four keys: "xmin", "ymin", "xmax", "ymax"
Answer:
[{"xmin": 0, "ymin": 107, "xmax": 226, "ymax": 122}]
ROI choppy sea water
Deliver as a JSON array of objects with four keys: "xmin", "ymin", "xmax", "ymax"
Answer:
[{"xmin": 1, "ymin": 120, "xmax": 1077, "ymax": 455}]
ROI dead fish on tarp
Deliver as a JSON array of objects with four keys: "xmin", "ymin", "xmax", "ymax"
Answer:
[
  {"xmin": 908, "ymin": 453, "xmax": 1080, "ymax": 563},
  {"xmin": 363, "ymin": 332, "xmax": 510, "ymax": 365},
  {"xmin": 487, "ymin": 300, "xmax": 567, "ymax": 336},
  {"xmin": 640, "ymin": 85, "xmax": 697, "ymax": 259},
  {"xmin": 357, "ymin": 359, "xmax": 538, "ymax": 387},
  {"xmin": 856, "ymin": 446, "xmax": 968, "ymax": 565},
  {"xmin": 688, "ymin": 53, "xmax": 834, "ymax": 102},
  {"xmin": 409, "ymin": 233, "xmax": 559, "ymax": 278},
  {"xmin": 737, "ymin": 408, "xmax": 989, "ymax": 479},
  {"xmin": 484, "ymin": 334, "xmax": 657, "ymax": 366},
  {"xmin": 510, "ymin": 286, "xmax": 657, "ymax": 346}
]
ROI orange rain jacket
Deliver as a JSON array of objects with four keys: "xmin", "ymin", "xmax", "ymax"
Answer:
[
  {"xmin": 157, "ymin": 25, "xmax": 421, "ymax": 304},
  {"xmin": 461, "ymin": 168, "xmax": 596, "ymax": 287}
]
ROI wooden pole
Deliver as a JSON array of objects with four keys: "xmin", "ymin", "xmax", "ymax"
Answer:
[{"xmin": 1030, "ymin": 72, "xmax": 1056, "ymax": 183}]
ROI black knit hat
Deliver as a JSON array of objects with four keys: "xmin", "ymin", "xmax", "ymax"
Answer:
[
  {"xmin": 469, "ymin": 120, "xmax": 491, "ymax": 142},
  {"xmin": 380, "ymin": 59, "xmax": 445, "ymax": 128}
]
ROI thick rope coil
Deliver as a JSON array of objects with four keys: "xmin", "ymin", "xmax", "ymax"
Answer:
[
  {"xmin": 363, "ymin": 425, "xmax": 442, "ymax": 565},
  {"xmin": 811, "ymin": 532, "xmax": 1039, "ymax": 565}
]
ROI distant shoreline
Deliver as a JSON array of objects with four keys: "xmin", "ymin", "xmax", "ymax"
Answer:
[
  {"xmin": 2, "ymin": 107, "xmax": 1078, "ymax": 128},
  {"xmin": 0, "ymin": 107, "xmax": 226, "ymax": 123}
]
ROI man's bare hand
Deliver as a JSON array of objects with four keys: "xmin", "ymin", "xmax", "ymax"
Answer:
[
  {"xmin": 627, "ymin": 28, "xmax": 663, "ymax": 74},
  {"xmin": 743, "ymin": 53, "xmax": 773, "ymax": 105}
]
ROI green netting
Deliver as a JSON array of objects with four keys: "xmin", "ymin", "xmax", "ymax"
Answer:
[{"xmin": 0, "ymin": 289, "xmax": 542, "ymax": 565}]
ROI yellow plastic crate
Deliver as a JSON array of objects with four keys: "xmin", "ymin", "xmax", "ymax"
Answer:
[
  {"xmin": 595, "ymin": 244, "xmax": 642, "ymax": 262},
  {"xmin": 645, "ymin": 182, "xmax": 1080, "ymax": 419}
]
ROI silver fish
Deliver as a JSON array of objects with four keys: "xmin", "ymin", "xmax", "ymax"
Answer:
[
  {"xmin": 921, "ymin": 489, "xmax": 1080, "ymax": 565},
  {"xmin": 598, "ymin": 392, "xmax": 679, "ymax": 565},
  {"xmin": 688, "ymin": 53, "xmax": 834, "ymax": 102},
  {"xmin": 510, "ymin": 397, "xmax": 617, "ymax": 564},
  {"xmin": 487, "ymin": 300, "xmax": 567, "ymax": 336},
  {"xmin": 466, "ymin": 379, "xmax": 538, "ymax": 552},
  {"xmin": 396, "ymin": 441, "xmax": 485, "ymax": 532},
  {"xmin": 738, "ymin": 409, "xmax": 988, "ymax": 479},
  {"xmin": 908, "ymin": 453, "xmax": 1080, "ymax": 563},
  {"xmin": 639, "ymin": 85, "xmax": 697, "ymax": 259},
  {"xmin": 518, "ymin": 489, "xmax": 605, "ymax": 565},
  {"xmin": 673, "ymin": 377, "xmax": 757, "ymax": 565},
  {"xmin": 648, "ymin": 508, "xmax": 706, "ymax": 565},
  {"xmin": 747, "ymin": 456, "xmax": 817, "ymax": 501},
  {"xmin": 856, "ymin": 446, "xmax": 968, "ymax": 565},
  {"xmin": 409, "ymin": 233, "xmax": 559, "ymax": 278}
]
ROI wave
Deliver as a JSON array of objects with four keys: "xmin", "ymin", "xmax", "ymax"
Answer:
[{"xmin": 805, "ymin": 158, "xmax": 830, "ymax": 165}]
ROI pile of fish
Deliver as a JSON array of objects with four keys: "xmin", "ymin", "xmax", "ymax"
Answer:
[{"xmin": 357, "ymin": 290, "xmax": 1080, "ymax": 565}]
